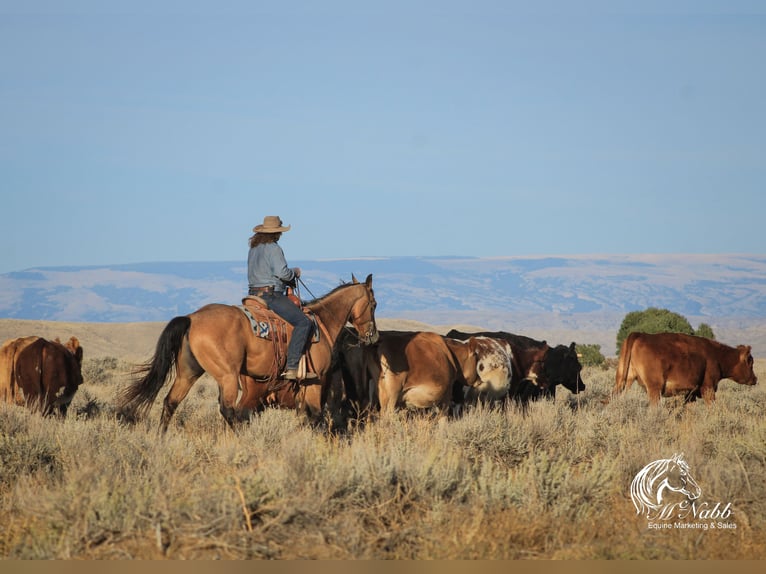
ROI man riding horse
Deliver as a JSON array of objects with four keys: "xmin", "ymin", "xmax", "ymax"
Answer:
[
  {"xmin": 120, "ymin": 219, "xmax": 378, "ymax": 431},
  {"xmin": 247, "ymin": 216, "xmax": 317, "ymax": 382}
]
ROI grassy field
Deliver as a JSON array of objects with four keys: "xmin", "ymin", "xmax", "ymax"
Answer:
[{"xmin": 1, "ymin": 339, "xmax": 765, "ymax": 559}]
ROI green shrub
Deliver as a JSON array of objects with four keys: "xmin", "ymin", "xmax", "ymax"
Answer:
[
  {"xmin": 615, "ymin": 307, "xmax": 716, "ymax": 354},
  {"xmin": 695, "ymin": 322, "xmax": 716, "ymax": 339},
  {"xmin": 576, "ymin": 343, "xmax": 605, "ymax": 367}
]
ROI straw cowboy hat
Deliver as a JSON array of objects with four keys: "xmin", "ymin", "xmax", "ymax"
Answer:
[{"xmin": 253, "ymin": 215, "xmax": 291, "ymax": 233}]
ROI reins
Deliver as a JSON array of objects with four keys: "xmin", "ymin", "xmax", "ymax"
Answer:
[
  {"xmin": 299, "ymin": 276, "xmax": 371, "ymax": 338},
  {"xmin": 297, "ymin": 277, "xmax": 317, "ymax": 300}
]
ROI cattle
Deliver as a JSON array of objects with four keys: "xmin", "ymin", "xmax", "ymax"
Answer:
[
  {"xmin": 446, "ymin": 329, "xmax": 553, "ymax": 402},
  {"xmin": 447, "ymin": 330, "xmax": 586, "ymax": 404},
  {"xmin": 0, "ymin": 336, "xmax": 84, "ymax": 415},
  {"xmin": 517, "ymin": 343, "xmax": 586, "ymax": 403},
  {"xmin": 612, "ymin": 332, "xmax": 757, "ymax": 406},
  {"xmin": 445, "ymin": 336, "xmax": 514, "ymax": 401},
  {"xmin": 373, "ymin": 330, "xmax": 512, "ymax": 417},
  {"xmin": 333, "ymin": 329, "xmax": 512, "ymax": 418},
  {"xmin": 547, "ymin": 343, "xmax": 586, "ymax": 396},
  {"xmin": 0, "ymin": 336, "xmax": 40, "ymax": 406}
]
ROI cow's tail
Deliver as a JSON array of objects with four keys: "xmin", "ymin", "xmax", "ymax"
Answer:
[
  {"xmin": 118, "ymin": 316, "xmax": 191, "ymax": 423},
  {"xmin": 0, "ymin": 342, "xmax": 23, "ymax": 406},
  {"xmin": 612, "ymin": 332, "xmax": 638, "ymax": 398}
]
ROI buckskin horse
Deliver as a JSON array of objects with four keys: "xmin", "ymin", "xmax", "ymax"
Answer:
[{"xmin": 119, "ymin": 274, "xmax": 378, "ymax": 432}]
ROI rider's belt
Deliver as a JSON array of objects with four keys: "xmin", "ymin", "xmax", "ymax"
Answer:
[{"xmin": 251, "ymin": 286, "xmax": 274, "ymax": 294}]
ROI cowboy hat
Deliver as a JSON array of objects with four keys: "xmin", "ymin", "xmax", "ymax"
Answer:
[{"xmin": 253, "ymin": 215, "xmax": 291, "ymax": 233}]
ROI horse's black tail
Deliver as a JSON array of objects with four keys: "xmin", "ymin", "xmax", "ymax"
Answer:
[{"xmin": 118, "ymin": 316, "xmax": 191, "ymax": 423}]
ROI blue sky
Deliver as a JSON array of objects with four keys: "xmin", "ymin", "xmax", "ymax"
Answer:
[{"xmin": 2, "ymin": 0, "xmax": 764, "ymax": 274}]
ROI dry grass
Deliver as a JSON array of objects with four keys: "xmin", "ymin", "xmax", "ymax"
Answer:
[{"xmin": 1, "ymin": 348, "xmax": 765, "ymax": 559}]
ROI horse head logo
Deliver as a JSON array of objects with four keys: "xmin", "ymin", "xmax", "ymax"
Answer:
[{"xmin": 630, "ymin": 453, "xmax": 702, "ymax": 519}]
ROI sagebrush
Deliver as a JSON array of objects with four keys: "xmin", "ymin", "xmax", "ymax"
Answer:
[{"xmin": 1, "ymin": 357, "xmax": 764, "ymax": 559}]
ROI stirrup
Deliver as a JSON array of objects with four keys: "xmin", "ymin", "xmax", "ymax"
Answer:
[{"xmin": 281, "ymin": 368, "xmax": 299, "ymax": 381}]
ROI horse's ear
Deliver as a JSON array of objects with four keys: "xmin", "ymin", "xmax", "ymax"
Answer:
[
  {"xmin": 365, "ymin": 273, "xmax": 373, "ymax": 287},
  {"xmin": 351, "ymin": 274, "xmax": 359, "ymax": 284}
]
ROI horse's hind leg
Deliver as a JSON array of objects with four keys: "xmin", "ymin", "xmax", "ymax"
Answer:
[
  {"xmin": 234, "ymin": 374, "xmax": 263, "ymax": 423},
  {"xmin": 160, "ymin": 377, "xmax": 200, "ymax": 432},
  {"xmin": 160, "ymin": 342, "xmax": 203, "ymax": 433},
  {"xmin": 217, "ymin": 373, "xmax": 242, "ymax": 429}
]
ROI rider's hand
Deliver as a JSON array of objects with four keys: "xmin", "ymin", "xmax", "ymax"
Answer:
[{"xmin": 294, "ymin": 267, "xmax": 301, "ymax": 278}]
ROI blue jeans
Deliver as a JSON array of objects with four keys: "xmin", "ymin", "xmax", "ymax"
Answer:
[{"xmin": 262, "ymin": 292, "xmax": 314, "ymax": 370}]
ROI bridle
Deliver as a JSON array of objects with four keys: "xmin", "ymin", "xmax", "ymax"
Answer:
[
  {"xmin": 299, "ymin": 276, "xmax": 378, "ymax": 345},
  {"xmin": 350, "ymin": 285, "xmax": 378, "ymax": 344}
]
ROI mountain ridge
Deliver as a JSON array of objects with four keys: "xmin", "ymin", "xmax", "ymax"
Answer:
[{"xmin": 2, "ymin": 254, "xmax": 765, "ymax": 356}]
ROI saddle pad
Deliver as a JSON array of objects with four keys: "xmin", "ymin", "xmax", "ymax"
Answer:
[
  {"xmin": 239, "ymin": 299, "xmax": 321, "ymax": 343},
  {"xmin": 238, "ymin": 305, "xmax": 274, "ymax": 339}
]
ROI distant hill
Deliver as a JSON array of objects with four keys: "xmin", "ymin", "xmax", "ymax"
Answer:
[{"xmin": 1, "ymin": 254, "xmax": 765, "ymax": 355}]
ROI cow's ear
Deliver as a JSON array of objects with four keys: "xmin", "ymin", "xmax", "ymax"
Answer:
[
  {"xmin": 67, "ymin": 336, "xmax": 80, "ymax": 352},
  {"xmin": 569, "ymin": 342, "xmax": 576, "ymax": 351},
  {"xmin": 469, "ymin": 338, "xmax": 482, "ymax": 359},
  {"xmin": 74, "ymin": 346, "xmax": 83, "ymax": 364}
]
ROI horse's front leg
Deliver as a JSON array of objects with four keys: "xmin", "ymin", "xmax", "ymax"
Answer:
[{"xmin": 291, "ymin": 383, "xmax": 322, "ymax": 425}]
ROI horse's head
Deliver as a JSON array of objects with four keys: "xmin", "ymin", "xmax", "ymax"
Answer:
[{"xmin": 350, "ymin": 273, "xmax": 379, "ymax": 345}]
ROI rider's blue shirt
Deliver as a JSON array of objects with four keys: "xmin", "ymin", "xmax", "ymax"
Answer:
[{"xmin": 247, "ymin": 242, "xmax": 297, "ymax": 294}]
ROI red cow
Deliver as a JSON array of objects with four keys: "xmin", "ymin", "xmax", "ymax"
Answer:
[
  {"xmin": 0, "ymin": 336, "xmax": 84, "ymax": 415},
  {"xmin": 613, "ymin": 332, "xmax": 757, "ymax": 405}
]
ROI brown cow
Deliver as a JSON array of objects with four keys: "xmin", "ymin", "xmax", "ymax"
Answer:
[
  {"xmin": 0, "ymin": 336, "xmax": 84, "ymax": 415},
  {"xmin": 0, "ymin": 336, "xmax": 40, "ymax": 406},
  {"xmin": 374, "ymin": 330, "xmax": 513, "ymax": 417},
  {"xmin": 612, "ymin": 332, "xmax": 757, "ymax": 406}
]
